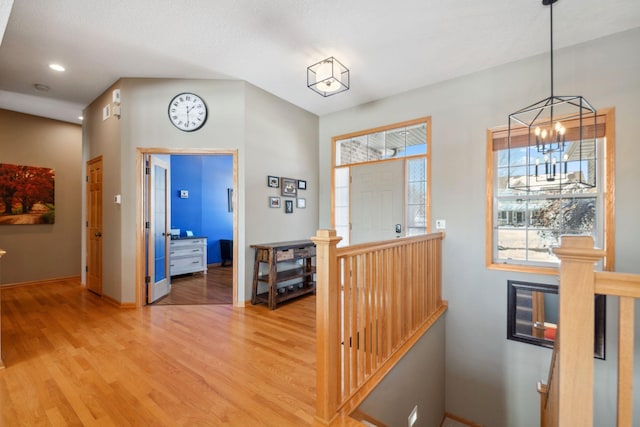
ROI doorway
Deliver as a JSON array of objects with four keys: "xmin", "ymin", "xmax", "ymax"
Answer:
[
  {"xmin": 86, "ymin": 156, "xmax": 103, "ymax": 295},
  {"xmin": 136, "ymin": 148, "xmax": 239, "ymax": 307}
]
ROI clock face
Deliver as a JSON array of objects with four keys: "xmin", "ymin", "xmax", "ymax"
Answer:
[{"xmin": 168, "ymin": 92, "xmax": 208, "ymax": 132}]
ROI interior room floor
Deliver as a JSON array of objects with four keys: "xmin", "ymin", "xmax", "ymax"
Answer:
[{"xmin": 154, "ymin": 265, "xmax": 233, "ymax": 305}]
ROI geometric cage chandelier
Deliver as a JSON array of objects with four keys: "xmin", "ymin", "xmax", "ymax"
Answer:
[
  {"xmin": 507, "ymin": 0, "xmax": 597, "ymax": 192},
  {"xmin": 307, "ymin": 56, "xmax": 350, "ymax": 97}
]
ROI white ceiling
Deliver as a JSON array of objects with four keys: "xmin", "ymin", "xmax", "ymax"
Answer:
[{"xmin": 0, "ymin": 0, "xmax": 639, "ymax": 124}]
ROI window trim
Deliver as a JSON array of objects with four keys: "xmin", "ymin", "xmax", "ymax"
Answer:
[{"xmin": 486, "ymin": 108, "xmax": 615, "ymax": 274}]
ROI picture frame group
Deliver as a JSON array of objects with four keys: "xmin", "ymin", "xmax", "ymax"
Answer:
[{"xmin": 267, "ymin": 175, "xmax": 308, "ymax": 214}]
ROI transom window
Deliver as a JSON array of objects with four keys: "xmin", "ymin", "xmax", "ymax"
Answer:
[{"xmin": 486, "ymin": 109, "xmax": 615, "ymax": 273}]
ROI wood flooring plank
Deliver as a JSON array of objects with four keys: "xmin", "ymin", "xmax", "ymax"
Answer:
[{"xmin": 0, "ymin": 279, "xmax": 320, "ymax": 426}]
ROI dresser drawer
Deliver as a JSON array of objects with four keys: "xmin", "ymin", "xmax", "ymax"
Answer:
[
  {"xmin": 170, "ymin": 238, "xmax": 206, "ymax": 249},
  {"xmin": 170, "ymin": 256, "xmax": 204, "ymax": 271},
  {"xmin": 170, "ymin": 246, "xmax": 204, "ymax": 257}
]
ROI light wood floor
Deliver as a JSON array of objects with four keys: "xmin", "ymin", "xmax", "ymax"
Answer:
[
  {"xmin": 155, "ymin": 265, "xmax": 233, "ymax": 305},
  {"xmin": 0, "ymin": 279, "xmax": 317, "ymax": 426}
]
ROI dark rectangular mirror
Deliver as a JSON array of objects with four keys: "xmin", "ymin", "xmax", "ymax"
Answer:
[{"xmin": 507, "ymin": 280, "xmax": 605, "ymax": 359}]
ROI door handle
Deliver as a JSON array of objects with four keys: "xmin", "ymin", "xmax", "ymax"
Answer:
[{"xmin": 95, "ymin": 232, "xmax": 102, "ymax": 237}]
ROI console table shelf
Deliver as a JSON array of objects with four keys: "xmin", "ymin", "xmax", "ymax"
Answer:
[{"xmin": 251, "ymin": 240, "xmax": 316, "ymax": 310}]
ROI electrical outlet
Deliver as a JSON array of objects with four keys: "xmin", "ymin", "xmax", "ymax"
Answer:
[
  {"xmin": 408, "ymin": 405, "xmax": 418, "ymax": 427},
  {"xmin": 435, "ymin": 219, "xmax": 446, "ymax": 230}
]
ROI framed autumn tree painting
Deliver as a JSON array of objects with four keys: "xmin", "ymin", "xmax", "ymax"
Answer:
[{"xmin": 0, "ymin": 163, "xmax": 55, "ymax": 225}]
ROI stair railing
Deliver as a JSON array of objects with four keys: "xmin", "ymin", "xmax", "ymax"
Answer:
[{"xmin": 312, "ymin": 230, "xmax": 446, "ymax": 425}]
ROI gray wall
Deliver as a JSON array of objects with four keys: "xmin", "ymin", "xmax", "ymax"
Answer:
[
  {"xmin": 244, "ymin": 84, "xmax": 320, "ymax": 292},
  {"xmin": 318, "ymin": 28, "xmax": 640, "ymax": 426},
  {"xmin": 0, "ymin": 109, "xmax": 82, "ymax": 285},
  {"xmin": 358, "ymin": 315, "xmax": 446, "ymax": 427},
  {"xmin": 83, "ymin": 78, "xmax": 319, "ymax": 304},
  {"xmin": 83, "ymin": 81, "xmax": 123, "ymax": 299}
]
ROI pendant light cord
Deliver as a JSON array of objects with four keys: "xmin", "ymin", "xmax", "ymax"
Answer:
[{"xmin": 550, "ymin": 1, "xmax": 554, "ymax": 98}]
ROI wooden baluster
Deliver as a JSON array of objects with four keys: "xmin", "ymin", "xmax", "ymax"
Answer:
[
  {"xmin": 617, "ymin": 296, "xmax": 634, "ymax": 427},
  {"xmin": 311, "ymin": 230, "xmax": 342, "ymax": 425}
]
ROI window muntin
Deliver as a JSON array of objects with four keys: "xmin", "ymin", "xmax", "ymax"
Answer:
[{"xmin": 487, "ymin": 110, "xmax": 614, "ymax": 272}]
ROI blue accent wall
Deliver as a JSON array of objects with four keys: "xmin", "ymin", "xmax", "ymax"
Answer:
[{"xmin": 170, "ymin": 155, "xmax": 233, "ymax": 265}]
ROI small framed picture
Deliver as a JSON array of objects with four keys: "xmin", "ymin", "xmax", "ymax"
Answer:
[
  {"xmin": 281, "ymin": 177, "xmax": 297, "ymax": 197},
  {"xmin": 285, "ymin": 199, "xmax": 294, "ymax": 213},
  {"xmin": 297, "ymin": 198, "xmax": 306, "ymax": 209},
  {"xmin": 268, "ymin": 176, "xmax": 279, "ymax": 188},
  {"xmin": 269, "ymin": 196, "xmax": 281, "ymax": 208},
  {"xmin": 297, "ymin": 179, "xmax": 307, "ymax": 190}
]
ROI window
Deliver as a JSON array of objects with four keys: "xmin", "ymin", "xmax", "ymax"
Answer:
[
  {"xmin": 332, "ymin": 117, "xmax": 431, "ymax": 246},
  {"xmin": 486, "ymin": 109, "xmax": 615, "ymax": 273}
]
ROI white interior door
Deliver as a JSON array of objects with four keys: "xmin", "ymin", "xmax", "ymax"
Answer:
[
  {"xmin": 146, "ymin": 155, "xmax": 171, "ymax": 303},
  {"xmin": 351, "ymin": 160, "xmax": 404, "ymax": 244}
]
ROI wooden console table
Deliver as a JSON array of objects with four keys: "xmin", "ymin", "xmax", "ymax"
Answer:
[{"xmin": 251, "ymin": 240, "xmax": 316, "ymax": 310}]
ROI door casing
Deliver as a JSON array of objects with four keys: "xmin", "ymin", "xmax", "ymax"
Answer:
[{"xmin": 135, "ymin": 148, "xmax": 239, "ymax": 307}]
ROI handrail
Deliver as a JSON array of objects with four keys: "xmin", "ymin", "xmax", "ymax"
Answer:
[
  {"xmin": 540, "ymin": 236, "xmax": 640, "ymax": 427},
  {"xmin": 312, "ymin": 230, "xmax": 445, "ymax": 425}
]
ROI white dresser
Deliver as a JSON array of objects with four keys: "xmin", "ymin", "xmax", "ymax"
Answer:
[{"xmin": 169, "ymin": 237, "xmax": 208, "ymax": 276}]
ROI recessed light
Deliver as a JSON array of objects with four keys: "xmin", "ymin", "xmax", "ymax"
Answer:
[
  {"xmin": 34, "ymin": 83, "xmax": 50, "ymax": 92},
  {"xmin": 49, "ymin": 63, "xmax": 65, "ymax": 72},
  {"xmin": 78, "ymin": 116, "xmax": 84, "ymax": 121}
]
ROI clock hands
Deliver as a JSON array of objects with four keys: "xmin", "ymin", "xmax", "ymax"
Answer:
[{"xmin": 185, "ymin": 104, "xmax": 196, "ymax": 127}]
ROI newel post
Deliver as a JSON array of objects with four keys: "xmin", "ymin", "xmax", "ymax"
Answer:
[
  {"xmin": 311, "ymin": 229, "xmax": 342, "ymax": 425},
  {"xmin": 552, "ymin": 235, "xmax": 605, "ymax": 427}
]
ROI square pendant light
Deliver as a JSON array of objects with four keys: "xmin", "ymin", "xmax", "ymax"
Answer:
[{"xmin": 307, "ymin": 57, "xmax": 349, "ymax": 97}]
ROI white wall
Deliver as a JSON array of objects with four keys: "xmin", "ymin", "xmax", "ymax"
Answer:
[{"xmin": 318, "ymin": 28, "xmax": 640, "ymax": 426}]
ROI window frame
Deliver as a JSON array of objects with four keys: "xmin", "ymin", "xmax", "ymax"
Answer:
[{"xmin": 486, "ymin": 108, "xmax": 615, "ymax": 274}]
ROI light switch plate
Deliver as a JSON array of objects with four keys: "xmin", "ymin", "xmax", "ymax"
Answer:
[
  {"xmin": 435, "ymin": 219, "xmax": 446, "ymax": 230},
  {"xmin": 179, "ymin": 190, "xmax": 189, "ymax": 199}
]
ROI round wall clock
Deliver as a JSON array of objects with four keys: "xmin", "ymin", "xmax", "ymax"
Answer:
[{"xmin": 168, "ymin": 92, "xmax": 208, "ymax": 132}]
